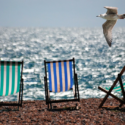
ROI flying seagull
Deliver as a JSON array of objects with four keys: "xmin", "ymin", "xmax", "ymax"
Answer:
[{"xmin": 97, "ymin": 6, "xmax": 125, "ymax": 47}]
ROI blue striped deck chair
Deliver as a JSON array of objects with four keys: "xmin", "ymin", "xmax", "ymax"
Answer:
[
  {"xmin": 44, "ymin": 58, "xmax": 80, "ymax": 109},
  {"xmin": 0, "ymin": 60, "xmax": 23, "ymax": 109},
  {"xmin": 98, "ymin": 66, "xmax": 125, "ymax": 108}
]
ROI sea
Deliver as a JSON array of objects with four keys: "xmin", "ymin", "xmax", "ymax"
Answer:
[{"xmin": 0, "ymin": 27, "xmax": 125, "ymax": 101}]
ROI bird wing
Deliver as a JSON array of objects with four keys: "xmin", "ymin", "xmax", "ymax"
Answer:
[
  {"xmin": 104, "ymin": 6, "xmax": 118, "ymax": 14},
  {"xmin": 102, "ymin": 20, "xmax": 117, "ymax": 47}
]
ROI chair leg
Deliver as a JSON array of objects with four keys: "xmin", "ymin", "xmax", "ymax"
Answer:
[
  {"xmin": 98, "ymin": 86, "xmax": 111, "ymax": 108},
  {"xmin": 98, "ymin": 86, "xmax": 125, "ymax": 108},
  {"xmin": 48, "ymin": 104, "xmax": 49, "ymax": 109},
  {"xmin": 48, "ymin": 103, "xmax": 52, "ymax": 110},
  {"xmin": 119, "ymin": 103, "xmax": 123, "ymax": 107},
  {"xmin": 98, "ymin": 77, "xmax": 118, "ymax": 108},
  {"xmin": 17, "ymin": 106, "xmax": 19, "ymax": 111},
  {"xmin": 50, "ymin": 103, "xmax": 52, "ymax": 109}
]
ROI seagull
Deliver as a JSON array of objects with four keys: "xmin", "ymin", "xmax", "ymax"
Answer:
[{"xmin": 97, "ymin": 6, "xmax": 125, "ymax": 47}]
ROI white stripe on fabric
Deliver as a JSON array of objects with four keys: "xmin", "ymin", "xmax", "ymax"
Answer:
[
  {"xmin": 56, "ymin": 62, "xmax": 60, "ymax": 92},
  {"xmin": 61, "ymin": 61, "xmax": 65, "ymax": 92},
  {"xmin": 9, "ymin": 62, "xmax": 12, "ymax": 95},
  {"xmin": 3, "ymin": 62, "xmax": 6, "ymax": 96},
  {"xmin": 67, "ymin": 61, "xmax": 71, "ymax": 90},
  {"xmin": 14, "ymin": 62, "xmax": 18, "ymax": 94},
  {"xmin": 50, "ymin": 62, "xmax": 55, "ymax": 92}
]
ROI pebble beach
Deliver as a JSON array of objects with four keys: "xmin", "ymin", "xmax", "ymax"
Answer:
[{"xmin": 1, "ymin": 98, "xmax": 125, "ymax": 125}]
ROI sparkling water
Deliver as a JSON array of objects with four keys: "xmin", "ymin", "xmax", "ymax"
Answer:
[{"xmin": 0, "ymin": 27, "xmax": 125, "ymax": 101}]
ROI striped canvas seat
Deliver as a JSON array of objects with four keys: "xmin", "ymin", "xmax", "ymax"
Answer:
[
  {"xmin": 47, "ymin": 60, "xmax": 73, "ymax": 92},
  {"xmin": 0, "ymin": 60, "xmax": 23, "ymax": 109},
  {"xmin": 44, "ymin": 58, "xmax": 80, "ymax": 109},
  {"xmin": 0, "ymin": 61, "xmax": 21, "ymax": 96}
]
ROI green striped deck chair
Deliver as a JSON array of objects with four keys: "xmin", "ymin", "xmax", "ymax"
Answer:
[
  {"xmin": 105, "ymin": 83, "xmax": 125, "ymax": 92},
  {"xmin": 44, "ymin": 58, "xmax": 80, "ymax": 109},
  {"xmin": 98, "ymin": 66, "xmax": 125, "ymax": 108},
  {"xmin": 0, "ymin": 60, "xmax": 23, "ymax": 109}
]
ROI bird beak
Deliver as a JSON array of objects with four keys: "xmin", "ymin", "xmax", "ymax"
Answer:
[{"xmin": 96, "ymin": 14, "xmax": 100, "ymax": 17}]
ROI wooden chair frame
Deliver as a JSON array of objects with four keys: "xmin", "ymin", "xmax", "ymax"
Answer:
[
  {"xmin": 0, "ymin": 60, "xmax": 24, "ymax": 109},
  {"xmin": 98, "ymin": 66, "xmax": 125, "ymax": 108},
  {"xmin": 44, "ymin": 58, "xmax": 80, "ymax": 109}
]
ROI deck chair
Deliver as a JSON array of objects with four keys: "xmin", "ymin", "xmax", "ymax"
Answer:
[
  {"xmin": 98, "ymin": 66, "xmax": 125, "ymax": 108},
  {"xmin": 44, "ymin": 58, "xmax": 80, "ymax": 109},
  {"xmin": 0, "ymin": 60, "xmax": 23, "ymax": 110}
]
